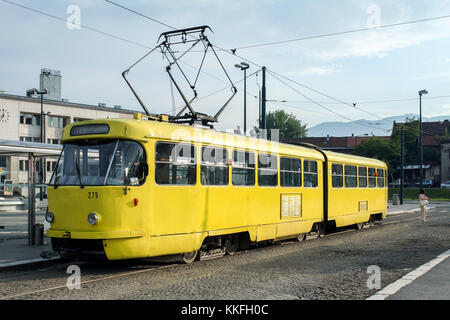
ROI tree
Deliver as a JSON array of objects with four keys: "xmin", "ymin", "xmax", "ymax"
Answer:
[
  {"xmin": 261, "ymin": 110, "xmax": 308, "ymax": 140},
  {"xmin": 353, "ymin": 137, "xmax": 399, "ymax": 175},
  {"xmin": 391, "ymin": 117, "xmax": 419, "ymax": 164}
]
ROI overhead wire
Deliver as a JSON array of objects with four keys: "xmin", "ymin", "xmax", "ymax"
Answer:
[
  {"xmin": 0, "ymin": 0, "xmax": 233, "ymax": 101},
  {"xmin": 275, "ymin": 95, "xmax": 450, "ymax": 105},
  {"xmin": 100, "ymin": 1, "xmax": 450, "ymax": 137},
  {"xmin": 267, "ymin": 70, "xmax": 391, "ymax": 133},
  {"xmin": 3, "ymin": 0, "xmax": 445, "ymax": 137},
  {"xmin": 231, "ymin": 14, "xmax": 450, "ymax": 50}
]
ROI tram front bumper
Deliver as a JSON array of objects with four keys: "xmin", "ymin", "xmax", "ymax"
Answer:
[{"xmin": 47, "ymin": 229, "xmax": 145, "ymax": 240}]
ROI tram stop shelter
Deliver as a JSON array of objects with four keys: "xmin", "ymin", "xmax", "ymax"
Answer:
[{"xmin": 0, "ymin": 140, "xmax": 62, "ymax": 245}]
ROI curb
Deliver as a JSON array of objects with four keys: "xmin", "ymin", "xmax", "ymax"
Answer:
[
  {"xmin": 387, "ymin": 206, "xmax": 435, "ymax": 216},
  {"xmin": 0, "ymin": 255, "xmax": 61, "ymax": 272}
]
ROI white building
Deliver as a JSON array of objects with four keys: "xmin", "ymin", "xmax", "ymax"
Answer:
[{"xmin": 0, "ymin": 68, "xmax": 135, "ymax": 189}]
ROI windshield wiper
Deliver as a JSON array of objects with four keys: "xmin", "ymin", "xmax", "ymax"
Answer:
[{"xmin": 75, "ymin": 157, "xmax": 84, "ymax": 189}]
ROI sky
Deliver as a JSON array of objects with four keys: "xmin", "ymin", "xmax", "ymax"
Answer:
[{"xmin": 1, "ymin": 0, "xmax": 450, "ymax": 135}]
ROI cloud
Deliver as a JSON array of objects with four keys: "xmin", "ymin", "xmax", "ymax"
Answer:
[
  {"xmin": 286, "ymin": 66, "xmax": 340, "ymax": 76},
  {"xmin": 409, "ymin": 71, "xmax": 450, "ymax": 81},
  {"xmin": 290, "ymin": 13, "xmax": 450, "ymax": 61}
]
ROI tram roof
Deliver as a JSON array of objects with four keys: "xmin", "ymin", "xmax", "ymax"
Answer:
[
  {"xmin": 62, "ymin": 118, "xmax": 325, "ymax": 161},
  {"xmin": 324, "ymin": 150, "xmax": 387, "ymax": 168}
]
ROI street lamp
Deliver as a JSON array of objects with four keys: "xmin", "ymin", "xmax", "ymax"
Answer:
[
  {"xmin": 26, "ymin": 88, "xmax": 48, "ymax": 199},
  {"xmin": 234, "ymin": 62, "xmax": 250, "ymax": 133},
  {"xmin": 419, "ymin": 89, "xmax": 428, "ymax": 188},
  {"xmin": 26, "ymin": 88, "xmax": 48, "ymax": 143}
]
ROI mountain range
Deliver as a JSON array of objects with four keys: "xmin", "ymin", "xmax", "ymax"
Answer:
[{"xmin": 307, "ymin": 114, "xmax": 450, "ymax": 137}]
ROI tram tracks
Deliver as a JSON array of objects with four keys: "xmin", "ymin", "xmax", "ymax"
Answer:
[{"xmin": 1, "ymin": 208, "xmax": 445, "ymax": 300}]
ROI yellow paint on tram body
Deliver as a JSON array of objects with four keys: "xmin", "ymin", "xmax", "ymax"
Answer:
[{"xmin": 47, "ymin": 117, "xmax": 387, "ymax": 260}]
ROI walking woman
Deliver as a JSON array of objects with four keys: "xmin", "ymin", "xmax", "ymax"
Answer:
[{"xmin": 419, "ymin": 189, "xmax": 430, "ymax": 222}]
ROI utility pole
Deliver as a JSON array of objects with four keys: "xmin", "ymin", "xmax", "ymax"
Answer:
[
  {"xmin": 38, "ymin": 89, "xmax": 47, "ymax": 200},
  {"xmin": 400, "ymin": 125, "xmax": 404, "ymax": 205},
  {"xmin": 234, "ymin": 62, "xmax": 250, "ymax": 133},
  {"xmin": 27, "ymin": 88, "xmax": 47, "ymax": 200},
  {"xmin": 261, "ymin": 66, "xmax": 266, "ymax": 130},
  {"xmin": 418, "ymin": 89, "xmax": 428, "ymax": 188}
]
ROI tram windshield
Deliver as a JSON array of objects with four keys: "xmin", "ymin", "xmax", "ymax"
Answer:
[{"xmin": 49, "ymin": 139, "xmax": 147, "ymax": 187}]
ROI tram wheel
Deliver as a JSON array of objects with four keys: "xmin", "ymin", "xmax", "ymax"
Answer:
[
  {"xmin": 355, "ymin": 223, "xmax": 364, "ymax": 230},
  {"xmin": 316, "ymin": 223, "xmax": 326, "ymax": 238},
  {"xmin": 181, "ymin": 251, "xmax": 198, "ymax": 264},
  {"xmin": 295, "ymin": 233, "xmax": 306, "ymax": 242},
  {"xmin": 224, "ymin": 235, "xmax": 239, "ymax": 255}
]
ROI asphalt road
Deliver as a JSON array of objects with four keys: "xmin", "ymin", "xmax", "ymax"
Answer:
[{"xmin": 0, "ymin": 203, "xmax": 449, "ymax": 301}]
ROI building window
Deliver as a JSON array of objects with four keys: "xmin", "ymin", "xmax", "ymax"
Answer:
[
  {"xmin": 20, "ymin": 136, "xmax": 41, "ymax": 143},
  {"xmin": 47, "ymin": 138, "xmax": 61, "ymax": 145},
  {"xmin": 280, "ymin": 157, "xmax": 301, "ymax": 187},
  {"xmin": 232, "ymin": 150, "xmax": 255, "ymax": 186},
  {"xmin": 155, "ymin": 142, "xmax": 196, "ymax": 185},
  {"xmin": 304, "ymin": 160, "xmax": 318, "ymax": 188},
  {"xmin": 345, "ymin": 165, "xmax": 357, "ymax": 188},
  {"xmin": 0, "ymin": 156, "xmax": 6, "ymax": 168},
  {"xmin": 46, "ymin": 161, "xmax": 57, "ymax": 172},
  {"xmin": 20, "ymin": 113, "xmax": 41, "ymax": 126},
  {"xmin": 332, "ymin": 163, "xmax": 343, "ymax": 188},
  {"xmin": 200, "ymin": 146, "xmax": 229, "ymax": 186},
  {"xmin": 258, "ymin": 154, "xmax": 278, "ymax": 187},
  {"xmin": 359, "ymin": 166, "xmax": 367, "ymax": 188},
  {"xmin": 19, "ymin": 160, "xmax": 29, "ymax": 171},
  {"xmin": 48, "ymin": 116, "xmax": 67, "ymax": 128},
  {"xmin": 368, "ymin": 167, "xmax": 377, "ymax": 188}
]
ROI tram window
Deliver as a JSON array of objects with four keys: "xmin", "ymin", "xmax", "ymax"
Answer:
[
  {"xmin": 332, "ymin": 164, "xmax": 343, "ymax": 188},
  {"xmin": 377, "ymin": 169, "xmax": 385, "ymax": 188},
  {"xmin": 358, "ymin": 166, "xmax": 368, "ymax": 188},
  {"xmin": 155, "ymin": 142, "xmax": 196, "ymax": 185},
  {"xmin": 280, "ymin": 157, "xmax": 301, "ymax": 187},
  {"xmin": 345, "ymin": 165, "xmax": 357, "ymax": 188},
  {"xmin": 258, "ymin": 154, "xmax": 278, "ymax": 187},
  {"xmin": 50, "ymin": 139, "xmax": 147, "ymax": 187},
  {"xmin": 232, "ymin": 150, "xmax": 255, "ymax": 186},
  {"xmin": 368, "ymin": 167, "xmax": 376, "ymax": 188},
  {"xmin": 304, "ymin": 160, "xmax": 318, "ymax": 188},
  {"xmin": 201, "ymin": 146, "xmax": 229, "ymax": 186}
]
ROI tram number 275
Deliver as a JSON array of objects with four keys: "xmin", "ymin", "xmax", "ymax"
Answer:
[{"xmin": 88, "ymin": 192, "xmax": 99, "ymax": 199}]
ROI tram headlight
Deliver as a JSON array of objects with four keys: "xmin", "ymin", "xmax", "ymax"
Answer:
[
  {"xmin": 45, "ymin": 210, "xmax": 54, "ymax": 223},
  {"xmin": 87, "ymin": 213, "xmax": 100, "ymax": 225}
]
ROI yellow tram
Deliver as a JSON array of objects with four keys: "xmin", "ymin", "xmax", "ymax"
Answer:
[{"xmin": 46, "ymin": 115, "xmax": 387, "ymax": 262}]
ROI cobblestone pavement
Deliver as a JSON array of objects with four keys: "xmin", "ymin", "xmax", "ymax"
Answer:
[{"xmin": 0, "ymin": 204, "xmax": 449, "ymax": 300}]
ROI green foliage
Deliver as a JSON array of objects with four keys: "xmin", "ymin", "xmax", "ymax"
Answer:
[
  {"xmin": 353, "ymin": 137, "xmax": 398, "ymax": 173},
  {"xmin": 265, "ymin": 110, "xmax": 308, "ymax": 140},
  {"xmin": 391, "ymin": 117, "xmax": 420, "ymax": 164},
  {"xmin": 389, "ymin": 188, "xmax": 450, "ymax": 201},
  {"xmin": 355, "ymin": 117, "xmax": 443, "ymax": 179}
]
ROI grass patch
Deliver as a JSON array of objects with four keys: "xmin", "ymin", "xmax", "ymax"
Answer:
[{"xmin": 389, "ymin": 188, "xmax": 450, "ymax": 201}]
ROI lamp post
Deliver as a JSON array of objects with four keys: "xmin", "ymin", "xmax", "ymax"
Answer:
[
  {"xmin": 234, "ymin": 62, "xmax": 250, "ymax": 133},
  {"xmin": 400, "ymin": 125, "xmax": 404, "ymax": 205},
  {"xmin": 418, "ymin": 89, "xmax": 428, "ymax": 188},
  {"xmin": 26, "ymin": 88, "xmax": 48, "ymax": 199}
]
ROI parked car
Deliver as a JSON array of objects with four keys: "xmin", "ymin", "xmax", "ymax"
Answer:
[
  {"xmin": 441, "ymin": 181, "xmax": 450, "ymax": 188},
  {"xmin": 415, "ymin": 179, "xmax": 433, "ymax": 188}
]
